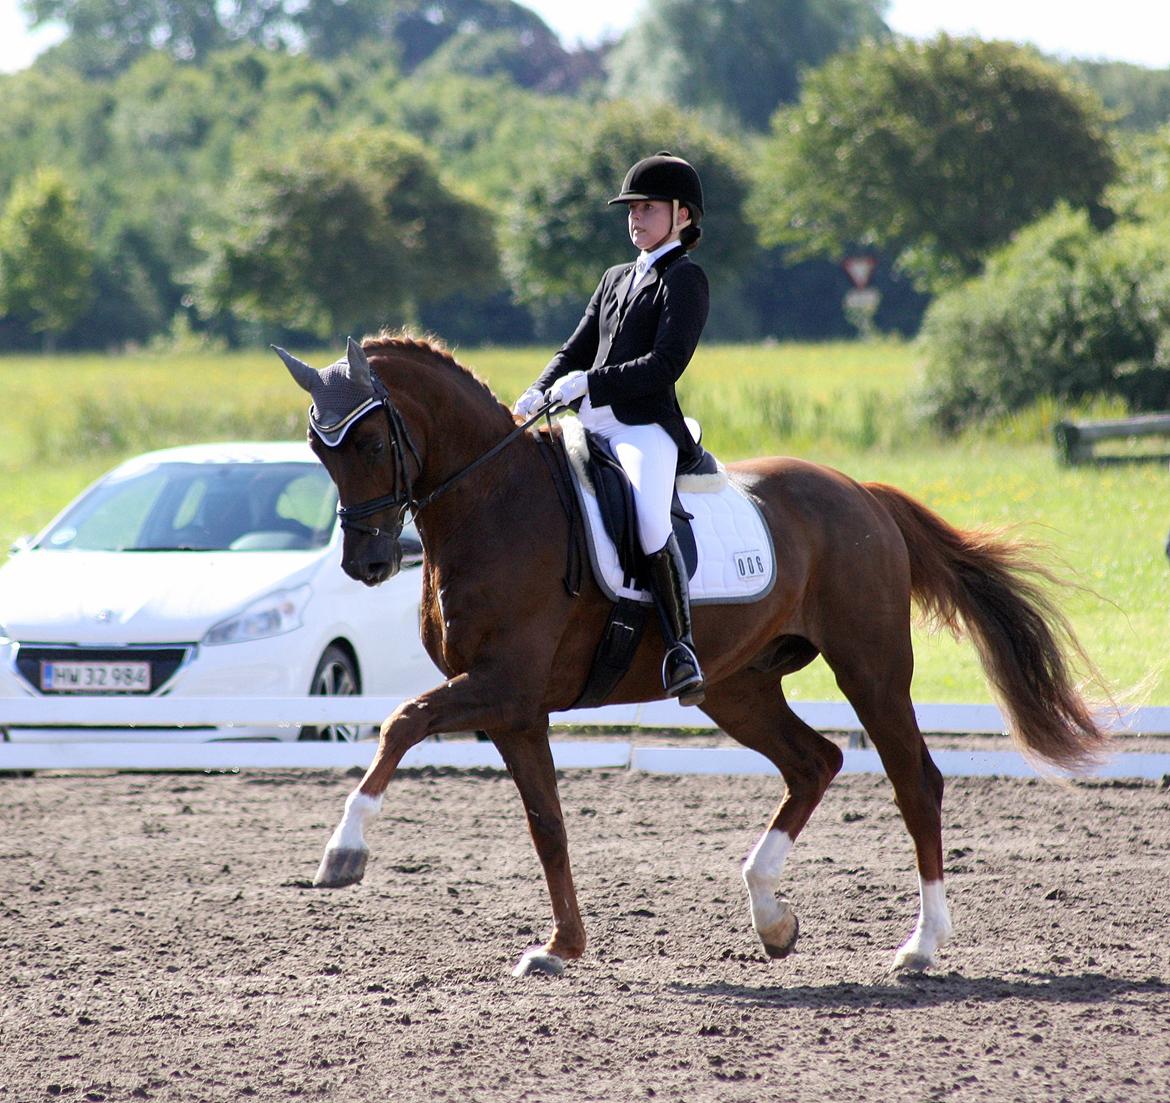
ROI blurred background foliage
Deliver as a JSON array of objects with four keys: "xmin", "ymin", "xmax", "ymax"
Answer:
[{"xmin": 3, "ymin": 0, "xmax": 1170, "ymax": 427}]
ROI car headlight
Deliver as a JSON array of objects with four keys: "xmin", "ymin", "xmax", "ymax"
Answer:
[{"xmin": 202, "ymin": 584, "xmax": 311, "ymax": 646}]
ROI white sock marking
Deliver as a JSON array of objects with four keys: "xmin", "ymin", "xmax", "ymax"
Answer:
[
  {"xmin": 327, "ymin": 790, "xmax": 383, "ymax": 852},
  {"xmin": 895, "ymin": 876, "xmax": 953, "ymax": 968},
  {"xmin": 915, "ymin": 877, "xmax": 953, "ymax": 946},
  {"xmin": 742, "ymin": 829, "xmax": 793, "ymax": 933}
]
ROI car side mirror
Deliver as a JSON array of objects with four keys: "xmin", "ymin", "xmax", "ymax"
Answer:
[{"xmin": 400, "ymin": 533, "xmax": 424, "ymax": 568}]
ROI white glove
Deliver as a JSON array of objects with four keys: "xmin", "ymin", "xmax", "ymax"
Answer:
[
  {"xmin": 549, "ymin": 371, "xmax": 589, "ymax": 406},
  {"xmin": 512, "ymin": 387, "xmax": 545, "ymax": 417}
]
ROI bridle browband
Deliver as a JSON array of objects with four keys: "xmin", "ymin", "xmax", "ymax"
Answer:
[{"xmin": 317, "ymin": 367, "xmax": 554, "ymax": 539}]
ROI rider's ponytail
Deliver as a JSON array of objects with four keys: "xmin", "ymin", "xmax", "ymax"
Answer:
[{"xmin": 679, "ymin": 223, "xmax": 702, "ymax": 251}]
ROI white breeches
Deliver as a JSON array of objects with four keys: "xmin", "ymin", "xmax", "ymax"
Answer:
[{"xmin": 579, "ymin": 398, "xmax": 678, "ymax": 555}]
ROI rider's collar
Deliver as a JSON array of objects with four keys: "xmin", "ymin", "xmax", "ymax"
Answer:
[{"xmin": 310, "ymin": 396, "xmax": 381, "ymax": 448}]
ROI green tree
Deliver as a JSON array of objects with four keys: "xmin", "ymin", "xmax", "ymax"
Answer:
[
  {"xmin": 193, "ymin": 128, "xmax": 501, "ymax": 339},
  {"xmin": 752, "ymin": 35, "xmax": 1118, "ymax": 290},
  {"xmin": 22, "ymin": 0, "xmax": 292, "ymax": 74},
  {"xmin": 0, "ymin": 168, "xmax": 96, "ymax": 350},
  {"xmin": 1110, "ymin": 128, "xmax": 1170, "ymax": 226},
  {"xmin": 379, "ymin": 72, "xmax": 589, "ymax": 203},
  {"xmin": 606, "ymin": 0, "xmax": 889, "ymax": 131},
  {"xmin": 296, "ymin": 0, "xmax": 561, "ymax": 69},
  {"xmin": 1069, "ymin": 59, "xmax": 1170, "ymax": 132},
  {"xmin": 0, "ymin": 68, "xmax": 112, "ymax": 197},
  {"xmin": 417, "ymin": 28, "xmax": 572, "ymax": 92},
  {"xmin": 921, "ymin": 204, "xmax": 1170, "ymax": 432},
  {"xmin": 920, "ymin": 205, "xmax": 1170, "ymax": 430}
]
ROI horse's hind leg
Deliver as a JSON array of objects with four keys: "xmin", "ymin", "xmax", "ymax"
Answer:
[
  {"xmin": 492, "ymin": 727, "xmax": 586, "ymax": 977},
  {"xmin": 700, "ymin": 669, "xmax": 843, "ymax": 959},
  {"xmin": 830, "ymin": 660, "xmax": 953, "ymax": 971}
]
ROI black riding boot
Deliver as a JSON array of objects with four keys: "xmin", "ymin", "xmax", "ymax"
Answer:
[{"xmin": 646, "ymin": 533, "xmax": 706, "ymax": 706}]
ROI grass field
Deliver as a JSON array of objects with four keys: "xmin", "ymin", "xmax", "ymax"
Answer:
[{"xmin": 1, "ymin": 340, "xmax": 1165, "ymax": 706}]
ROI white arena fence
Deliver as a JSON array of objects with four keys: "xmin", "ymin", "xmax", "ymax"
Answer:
[{"xmin": 2, "ymin": 696, "xmax": 1169, "ymax": 780}]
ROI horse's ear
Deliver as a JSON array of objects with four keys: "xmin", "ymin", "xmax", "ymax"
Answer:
[
  {"xmin": 271, "ymin": 345, "xmax": 319, "ymax": 394},
  {"xmin": 346, "ymin": 336, "xmax": 374, "ymax": 392}
]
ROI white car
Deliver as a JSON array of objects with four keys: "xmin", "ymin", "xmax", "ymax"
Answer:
[{"xmin": 0, "ymin": 442, "xmax": 442, "ymax": 742}]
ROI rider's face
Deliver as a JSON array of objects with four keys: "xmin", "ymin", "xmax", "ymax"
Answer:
[{"xmin": 627, "ymin": 199, "xmax": 689, "ymax": 251}]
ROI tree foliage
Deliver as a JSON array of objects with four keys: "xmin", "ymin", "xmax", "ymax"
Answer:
[
  {"xmin": 752, "ymin": 35, "xmax": 1118, "ymax": 290},
  {"xmin": 23, "ymin": 0, "xmax": 589, "ymax": 85},
  {"xmin": 380, "ymin": 73, "xmax": 589, "ymax": 203},
  {"xmin": 920, "ymin": 205, "xmax": 1170, "ymax": 431},
  {"xmin": 194, "ymin": 129, "xmax": 500, "ymax": 339},
  {"xmin": 1069, "ymin": 60, "xmax": 1170, "ymax": 132},
  {"xmin": 2, "ymin": 6, "xmax": 1163, "ymax": 353},
  {"xmin": 1109, "ymin": 129, "xmax": 1170, "ymax": 226},
  {"xmin": 0, "ymin": 168, "xmax": 95, "ymax": 348},
  {"xmin": 22, "ymin": 0, "xmax": 291, "ymax": 74},
  {"xmin": 606, "ymin": 0, "xmax": 889, "ymax": 130}
]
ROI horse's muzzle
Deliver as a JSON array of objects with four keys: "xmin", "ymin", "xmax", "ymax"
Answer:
[{"xmin": 342, "ymin": 533, "xmax": 402, "ymax": 587}]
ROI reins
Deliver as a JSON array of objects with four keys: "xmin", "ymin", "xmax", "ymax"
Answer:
[{"xmin": 410, "ymin": 401, "xmax": 556, "ymax": 516}]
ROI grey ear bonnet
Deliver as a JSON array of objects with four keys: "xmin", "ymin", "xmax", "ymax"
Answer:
[{"xmin": 273, "ymin": 339, "xmax": 382, "ymax": 447}]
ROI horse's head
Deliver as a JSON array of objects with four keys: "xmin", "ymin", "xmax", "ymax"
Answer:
[{"xmin": 274, "ymin": 338, "xmax": 420, "ymax": 587}]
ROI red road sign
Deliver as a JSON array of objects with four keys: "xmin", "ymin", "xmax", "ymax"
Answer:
[{"xmin": 842, "ymin": 254, "xmax": 877, "ymax": 289}]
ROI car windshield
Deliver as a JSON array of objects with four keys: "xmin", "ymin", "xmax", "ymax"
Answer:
[{"xmin": 37, "ymin": 461, "xmax": 340, "ymax": 552}]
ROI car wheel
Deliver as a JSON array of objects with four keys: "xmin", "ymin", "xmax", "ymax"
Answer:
[{"xmin": 299, "ymin": 644, "xmax": 361, "ymax": 742}]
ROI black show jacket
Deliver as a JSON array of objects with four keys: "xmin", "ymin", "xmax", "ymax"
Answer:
[{"xmin": 533, "ymin": 245, "xmax": 709, "ymax": 462}]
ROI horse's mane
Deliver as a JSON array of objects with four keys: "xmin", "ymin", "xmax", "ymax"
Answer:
[{"xmin": 361, "ymin": 329, "xmax": 509, "ymax": 418}]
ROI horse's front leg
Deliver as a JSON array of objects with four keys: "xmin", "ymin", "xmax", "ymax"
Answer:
[
  {"xmin": 492, "ymin": 729, "xmax": 585, "ymax": 976},
  {"xmin": 313, "ymin": 670, "xmax": 542, "ymax": 888}
]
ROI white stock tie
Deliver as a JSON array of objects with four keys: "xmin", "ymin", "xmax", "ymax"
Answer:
[{"xmin": 626, "ymin": 256, "xmax": 649, "ymax": 301}]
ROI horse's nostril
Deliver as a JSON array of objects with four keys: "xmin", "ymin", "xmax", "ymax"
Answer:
[{"xmin": 361, "ymin": 560, "xmax": 396, "ymax": 585}]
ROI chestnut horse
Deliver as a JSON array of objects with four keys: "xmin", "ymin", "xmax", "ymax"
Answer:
[{"xmin": 276, "ymin": 334, "xmax": 1108, "ymax": 978}]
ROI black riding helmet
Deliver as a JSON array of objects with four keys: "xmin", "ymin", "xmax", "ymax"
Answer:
[{"xmin": 609, "ymin": 151, "xmax": 704, "ymax": 220}]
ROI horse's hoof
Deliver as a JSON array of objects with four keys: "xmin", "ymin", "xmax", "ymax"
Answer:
[
  {"xmin": 313, "ymin": 847, "xmax": 368, "ymax": 887},
  {"xmin": 891, "ymin": 948, "xmax": 933, "ymax": 973},
  {"xmin": 763, "ymin": 939, "xmax": 795, "ymax": 959},
  {"xmin": 758, "ymin": 912, "xmax": 799, "ymax": 959},
  {"xmin": 512, "ymin": 947, "xmax": 566, "ymax": 977}
]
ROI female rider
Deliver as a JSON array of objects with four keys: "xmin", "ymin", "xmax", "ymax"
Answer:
[{"xmin": 513, "ymin": 152, "xmax": 709, "ymax": 704}]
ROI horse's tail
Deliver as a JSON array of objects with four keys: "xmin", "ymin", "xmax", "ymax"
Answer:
[{"xmin": 865, "ymin": 481, "xmax": 1110, "ymax": 769}]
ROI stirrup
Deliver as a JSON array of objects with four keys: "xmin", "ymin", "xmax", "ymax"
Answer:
[{"xmin": 662, "ymin": 642, "xmax": 705, "ymax": 706}]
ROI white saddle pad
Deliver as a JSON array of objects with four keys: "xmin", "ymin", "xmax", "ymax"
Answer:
[{"xmin": 560, "ymin": 416, "xmax": 776, "ymax": 605}]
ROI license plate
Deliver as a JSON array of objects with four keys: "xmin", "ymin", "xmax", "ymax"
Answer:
[{"xmin": 40, "ymin": 661, "xmax": 151, "ymax": 693}]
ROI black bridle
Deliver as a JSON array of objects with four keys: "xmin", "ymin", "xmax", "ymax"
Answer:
[
  {"xmin": 330, "ymin": 400, "xmax": 418, "ymax": 538},
  {"xmin": 319, "ymin": 373, "xmax": 554, "ymax": 539}
]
